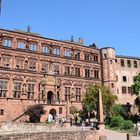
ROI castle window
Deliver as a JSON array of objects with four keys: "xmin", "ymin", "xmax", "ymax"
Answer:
[
  {"xmin": 110, "ymin": 60, "xmax": 113, "ymax": 64},
  {"xmin": 123, "ymin": 76, "xmax": 127, "ymax": 82},
  {"xmin": 65, "ymin": 66, "xmax": 70, "ymax": 76},
  {"xmin": 120, "ymin": 59, "xmax": 125, "ymax": 67},
  {"xmin": 64, "ymin": 49, "xmax": 71, "ymax": 57},
  {"xmin": 104, "ymin": 54, "xmax": 107, "ymax": 58},
  {"xmin": 0, "ymin": 81, "xmax": 7, "ymax": 98},
  {"xmin": 128, "ymin": 87, "xmax": 132, "ymax": 94},
  {"xmin": 93, "ymin": 55, "xmax": 98, "ymax": 62},
  {"xmin": 64, "ymin": 87, "xmax": 70, "ymax": 101},
  {"xmin": 17, "ymin": 41, "xmax": 25, "ymax": 49},
  {"xmin": 41, "ymin": 61, "xmax": 49, "ymax": 72},
  {"xmin": 3, "ymin": 38, "xmax": 12, "ymax": 47},
  {"xmin": 85, "ymin": 68, "xmax": 90, "ymax": 78},
  {"xmin": 0, "ymin": 109, "xmax": 4, "ymax": 115},
  {"xmin": 94, "ymin": 70, "xmax": 99, "ymax": 79},
  {"xmin": 111, "ymin": 83, "xmax": 114, "ymax": 88},
  {"xmin": 28, "ymin": 59, "xmax": 36, "ymax": 71},
  {"xmin": 53, "ymin": 47, "xmax": 60, "ymax": 56},
  {"xmin": 75, "ymin": 67, "xmax": 80, "ymax": 77},
  {"xmin": 122, "ymin": 86, "xmax": 126, "ymax": 94},
  {"xmin": 84, "ymin": 53, "xmax": 90, "ymax": 61},
  {"xmin": 76, "ymin": 88, "xmax": 81, "ymax": 101},
  {"xmin": 59, "ymin": 107, "xmax": 62, "ymax": 114},
  {"xmin": 15, "ymin": 58, "xmax": 24, "ymax": 69},
  {"xmin": 115, "ymin": 59, "xmax": 117, "ymax": 63},
  {"xmin": 42, "ymin": 46, "xmax": 48, "ymax": 53},
  {"xmin": 54, "ymin": 63, "xmax": 60, "ymax": 74},
  {"xmin": 1, "ymin": 56, "xmax": 11, "ymax": 68},
  {"xmin": 134, "ymin": 61, "xmax": 137, "ymax": 68},
  {"xmin": 74, "ymin": 51, "xmax": 80, "ymax": 59},
  {"xmin": 27, "ymin": 83, "xmax": 35, "ymax": 99},
  {"xmin": 127, "ymin": 60, "xmax": 131, "ymax": 67},
  {"xmin": 13, "ymin": 82, "xmax": 21, "ymax": 98},
  {"xmin": 29, "ymin": 43, "xmax": 37, "ymax": 51}
]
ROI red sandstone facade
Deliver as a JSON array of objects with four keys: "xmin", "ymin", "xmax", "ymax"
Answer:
[
  {"xmin": 0, "ymin": 29, "xmax": 101, "ymax": 122},
  {"xmin": 0, "ymin": 29, "xmax": 139, "ymax": 123}
]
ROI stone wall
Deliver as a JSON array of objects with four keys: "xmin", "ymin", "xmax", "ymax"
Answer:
[
  {"xmin": 0, "ymin": 131, "xmax": 99, "ymax": 140},
  {"xmin": 0, "ymin": 122, "xmax": 101, "ymax": 140}
]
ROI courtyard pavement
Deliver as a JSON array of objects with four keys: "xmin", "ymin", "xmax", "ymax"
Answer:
[{"xmin": 104, "ymin": 129, "xmax": 140, "ymax": 140}]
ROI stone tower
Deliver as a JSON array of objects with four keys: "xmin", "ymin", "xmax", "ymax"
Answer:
[{"xmin": 101, "ymin": 47, "xmax": 117, "ymax": 94}]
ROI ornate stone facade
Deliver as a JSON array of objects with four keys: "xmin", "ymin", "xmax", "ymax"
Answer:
[
  {"xmin": 0, "ymin": 29, "xmax": 101, "ymax": 122},
  {"xmin": 0, "ymin": 29, "xmax": 139, "ymax": 123}
]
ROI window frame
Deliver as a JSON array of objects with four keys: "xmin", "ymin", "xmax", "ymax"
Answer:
[
  {"xmin": 3, "ymin": 38, "xmax": 12, "ymax": 47},
  {"xmin": 17, "ymin": 41, "xmax": 25, "ymax": 49},
  {"xmin": 64, "ymin": 49, "xmax": 71, "ymax": 57},
  {"xmin": 53, "ymin": 47, "xmax": 60, "ymax": 56},
  {"xmin": 42, "ymin": 46, "xmax": 49, "ymax": 54},
  {"xmin": 29, "ymin": 43, "xmax": 37, "ymax": 52}
]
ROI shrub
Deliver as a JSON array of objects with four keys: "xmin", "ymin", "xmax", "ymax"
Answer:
[
  {"xmin": 25, "ymin": 104, "xmax": 46, "ymax": 123},
  {"xmin": 122, "ymin": 120, "xmax": 133, "ymax": 129},
  {"xmin": 110, "ymin": 116, "xmax": 124, "ymax": 128},
  {"xmin": 110, "ymin": 104, "xmax": 128, "ymax": 119}
]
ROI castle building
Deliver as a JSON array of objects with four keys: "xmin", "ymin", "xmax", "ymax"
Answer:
[{"xmin": 0, "ymin": 29, "xmax": 138, "ymax": 122}]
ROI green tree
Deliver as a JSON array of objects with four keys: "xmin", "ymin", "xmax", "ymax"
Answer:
[
  {"xmin": 70, "ymin": 106, "xmax": 79, "ymax": 118},
  {"xmin": 25, "ymin": 104, "xmax": 46, "ymax": 123},
  {"xmin": 110, "ymin": 104, "xmax": 128, "ymax": 118},
  {"xmin": 135, "ymin": 96, "xmax": 140, "ymax": 111},
  {"xmin": 82, "ymin": 84, "xmax": 117, "ymax": 119},
  {"xmin": 132, "ymin": 73, "xmax": 140, "ymax": 95}
]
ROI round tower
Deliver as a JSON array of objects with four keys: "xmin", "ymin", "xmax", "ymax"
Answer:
[{"xmin": 101, "ymin": 47, "xmax": 117, "ymax": 94}]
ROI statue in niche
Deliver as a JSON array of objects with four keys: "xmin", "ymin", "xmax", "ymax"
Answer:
[
  {"xmin": 71, "ymin": 67, "xmax": 74, "ymax": 76},
  {"xmin": 22, "ymin": 84, "xmax": 26, "ymax": 95},
  {"xmin": 26, "ymin": 38, "xmax": 29, "ymax": 49},
  {"xmin": 47, "ymin": 62, "xmax": 54, "ymax": 75},
  {"xmin": 24, "ymin": 60, "xmax": 28, "ymax": 69}
]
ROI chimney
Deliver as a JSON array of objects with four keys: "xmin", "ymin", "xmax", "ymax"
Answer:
[{"xmin": 79, "ymin": 37, "xmax": 83, "ymax": 44}]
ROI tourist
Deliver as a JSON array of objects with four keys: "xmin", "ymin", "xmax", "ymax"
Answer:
[
  {"xmin": 70, "ymin": 117, "xmax": 73, "ymax": 126},
  {"xmin": 136, "ymin": 122, "xmax": 140, "ymax": 136},
  {"xmin": 75, "ymin": 115, "xmax": 78, "ymax": 125}
]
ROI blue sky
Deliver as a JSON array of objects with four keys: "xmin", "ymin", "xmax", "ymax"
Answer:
[{"xmin": 0, "ymin": 0, "xmax": 140, "ymax": 56}]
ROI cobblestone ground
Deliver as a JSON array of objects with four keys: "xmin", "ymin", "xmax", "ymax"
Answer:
[{"xmin": 105, "ymin": 129, "xmax": 140, "ymax": 140}]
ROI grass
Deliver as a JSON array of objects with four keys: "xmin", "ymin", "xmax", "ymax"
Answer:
[{"xmin": 105, "ymin": 125, "xmax": 134, "ymax": 134}]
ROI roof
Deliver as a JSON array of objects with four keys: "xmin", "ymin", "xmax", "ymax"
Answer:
[
  {"xmin": 116, "ymin": 55, "xmax": 140, "ymax": 60},
  {"xmin": 0, "ymin": 28, "xmax": 100, "ymax": 51}
]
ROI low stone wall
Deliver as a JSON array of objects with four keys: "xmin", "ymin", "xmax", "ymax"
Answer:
[
  {"xmin": 0, "ymin": 122, "xmax": 103, "ymax": 140},
  {"xmin": 0, "ymin": 131, "xmax": 99, "ymax": 140},
  {"xmin": 0, "ymin": 122, "xmax": 61, "ymax": 133}
]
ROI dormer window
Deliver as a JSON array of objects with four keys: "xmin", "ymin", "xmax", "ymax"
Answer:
[
  {"xmin": 29, "ymin": 43, "xmax": 37, "ymax": 51},
  {"xmin": 3, "ymin": 38, "xmax": 12, "ymax": 47},
  {"xmin": 17, "ymin": 41, "xmax": 25, "ymax": 49}
]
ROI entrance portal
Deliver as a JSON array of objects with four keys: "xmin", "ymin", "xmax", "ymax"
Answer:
[
  {"xmin": 49, "ymin": 109, "xmax": 57, "ymax": 120},
  {"xmin": 47, "ymin": 91, "xmax": 54, "ymax": 104}
]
